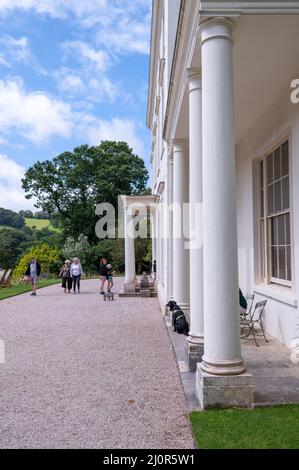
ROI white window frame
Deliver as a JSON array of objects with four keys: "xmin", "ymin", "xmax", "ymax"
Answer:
[{"xmin": 258, "ymin": 135, "xmax": 293, "ymax": 288}]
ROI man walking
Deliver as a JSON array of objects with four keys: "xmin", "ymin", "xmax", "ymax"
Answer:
[{"xmin": 25, "ymin": 257, "xmax": 41, "ymax": 296}]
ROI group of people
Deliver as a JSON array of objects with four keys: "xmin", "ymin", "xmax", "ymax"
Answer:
[
  {"xmin": 25, "ymin": 256, "xmax": 114, "ymax": 297},
  {"xmin": 59, "ymin": 257, "xmax": 84, "ymax": 294}
]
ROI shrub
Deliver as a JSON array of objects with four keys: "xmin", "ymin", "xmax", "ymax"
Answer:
[{"xmin": 14, "ymin": 244, "xmax": 61, "ymax": 278}]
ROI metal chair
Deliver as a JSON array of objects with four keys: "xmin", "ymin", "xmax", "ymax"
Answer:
[
  {"xmin": 241, "ymin": 299, "xmax": 268, "ymax": 347},
  {"xmin": 240, "ymin": 292, "xmax": 255, "ymax": 325}
]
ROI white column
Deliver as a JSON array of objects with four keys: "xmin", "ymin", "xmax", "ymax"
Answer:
[
  {"xmin": 124, "ymin": 207, "xmax": 136, "ymax": 292},
  {"xmin": 151, "ymin": 208, "xmax": 156, "ymax": 279},
  {"xmin": 172, "ymin": 140, "xmax": 190, "ymax": 311},
  {"xmin": 167, "ymin": 155, "xmax": 174, "ymax": 300},
  {"xmin": 185, "ymin": 70, "xmax": 204, "ymax": 370},
  {"xmin": 200, "ymin": 18, "xmax": 246, "ymax": 376}
]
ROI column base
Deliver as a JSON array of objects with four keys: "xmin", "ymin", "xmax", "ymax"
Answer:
[
  {"xmin": 196, "ymin": 365, "xmax": 254, "ymax": 409},
  {"xmin": 123, "ymin": 281, "xmax": 136, "ymax": 293},
  {"xmin": 185, "ymin": 338, "xmax": 204, "ymax": 372}
]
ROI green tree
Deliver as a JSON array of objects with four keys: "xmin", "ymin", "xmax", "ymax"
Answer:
[
  {"xmin": 22, "ymin": 141, "xmax": 149, "ymax": 242},
  {"xmin": 0, "ymin": 207, "xmax": 25, "ymax": 229},
  {"xmin": 62, "ymin": 234, "xmax": 90, "ymax": 267},
  {"xmin": 0, "ymin": 227, "xmax": 33, "ymax": 268}
]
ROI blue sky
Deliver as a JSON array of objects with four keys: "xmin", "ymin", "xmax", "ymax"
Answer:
[{"xmin": 0, "ymin": 0, "xmax": 152, "ymax": 211}]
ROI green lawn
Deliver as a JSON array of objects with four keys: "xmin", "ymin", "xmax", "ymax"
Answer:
[
  {"xmin": 0, "ymin": 279, "xmax": 60, "ymax": 301},
  {"xmin": 25, "ymin": 218, "xmax": 59, "ymax": 232},
  {"xmin": 190, "ymin": 406, "xmax": 299, "ymax": 449}
]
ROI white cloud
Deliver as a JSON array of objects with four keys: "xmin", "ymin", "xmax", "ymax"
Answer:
[
  {"xmin": 0, "ymin": 35, "xmax": 31, "ymax": 67},
  {"xmin": 0, "ymin": 78, "xmax": 73, "ymax": 143},
  {"xmin": 63, "ymin": 41, "xmax": 110, "ymax": 72},
  {"xmin": 0, "ymin": 54, "xmax": 10, "ymax": 68},
  {"xmin": 0, "ymin": 35, "xmax": 47, "ymax": 75},
  {"xmin": 0, "ymin": 0, "xmax": 108, "ymax": 18},
  {"xmin": 0, "ymin": 154, "xmax": 34, "ymax": 210},
  {"xmin": 54, "ymin": 68, "xmax": 85, "ymax": 95},
  {"xmin": 0, "ymin": 1, "xmax": 152, "ymax": 55},
  {"xmin": 95, "ymin": 14, "xmax": 151, "ymax": 55},
  {"xmin": 88, "ymin": 77, "xmax": 119, "ymax": 102},
  {"xmin": 86, "ymin": 117, "xmax": 145, "ymax": 157}
]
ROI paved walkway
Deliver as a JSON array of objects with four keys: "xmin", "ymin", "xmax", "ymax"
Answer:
[
  {"xmin": 0, "ymin": 278, "xmax": 194, "ymax": 449},
  {"xmin": 167, "ymin": 315, "xmax": 299, "ymax": 409}
]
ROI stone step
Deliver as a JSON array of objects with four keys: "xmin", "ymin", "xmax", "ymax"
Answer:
[{"xmin": 118, "ymin": 290, "xmax": 157, "ymax": 298}]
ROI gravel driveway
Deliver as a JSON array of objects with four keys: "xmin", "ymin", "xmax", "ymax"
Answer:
[{"xmin": 0, "ymin": 278, "xmax": 194, "ymax": 449}]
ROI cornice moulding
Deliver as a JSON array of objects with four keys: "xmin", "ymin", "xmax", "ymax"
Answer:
[{"xmin": 199, "ymin": 1, "xmax": 299, "ymax": 14}]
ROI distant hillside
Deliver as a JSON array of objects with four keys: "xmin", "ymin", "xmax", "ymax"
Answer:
[{"xmin": 25, "ymin": 218, "xmax": 59, "ymax": 232}]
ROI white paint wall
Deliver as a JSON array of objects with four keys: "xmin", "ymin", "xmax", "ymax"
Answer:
[{"xmin": 236, "ymin": 86, "xmax": 299, "ymax": 347}]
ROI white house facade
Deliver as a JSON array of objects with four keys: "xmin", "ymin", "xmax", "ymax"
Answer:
[{"xmin": 146, "ymin": 0, "xmax": 299, "ymax": 408}]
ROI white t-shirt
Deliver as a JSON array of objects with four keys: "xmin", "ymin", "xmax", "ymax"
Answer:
[{"xmin": 71, "ymin": 264, "xmax": 81, "ymax": 276}]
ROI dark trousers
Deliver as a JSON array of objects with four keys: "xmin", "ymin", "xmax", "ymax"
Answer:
[
  {"xmin": 72, "ymin": 275, "xmax": 81, "ymax": 292},
  {"xmin": 62, "ymin": 277, "xmax": 72, "ymax": 291}
]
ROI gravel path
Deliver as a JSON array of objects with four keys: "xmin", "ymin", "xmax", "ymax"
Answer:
[{"xmin": 0, "ymin": 278, "xmax": 194, "ymax": 449}]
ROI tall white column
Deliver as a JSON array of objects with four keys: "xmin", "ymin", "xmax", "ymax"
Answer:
[
  {"xmin": 167, "ymin": 155, "xmax": 174, "ymax": 300},
  {"xmin": 201, "ymin": 17, "xmax": 244, "ymax": 375},
  {"xmin": 151, "ymin": 207, "xmax": 157, "ymax": 279},
  {"xmin": 197, "ymin": 17, "xmax": 253, "ymax": 408},
  {"xmin": 172, "ymin": 140, "xmax": 190, "ymax": 311},
  {"xmin": 124, "ymin": 207, "xmax": 136, "ymax": 292},
  {"xmin": 185, "ymin": 70, "xmax": 204, "ymax": 371}
]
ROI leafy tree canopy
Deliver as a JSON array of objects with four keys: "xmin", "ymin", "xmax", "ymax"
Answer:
[{"xmin": 22, "ymin": 141, "xmax": 149, "ymax": 242}]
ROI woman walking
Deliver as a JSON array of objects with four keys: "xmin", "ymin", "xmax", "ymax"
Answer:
[
  {"xmin": 59, "ymin": 260, "xmax": 72, "ymax": 294},
  {"xmin": 70, "ymin": 257, "xmax": 83, "ymax": 294},
  {"xmin": 98, "ymin": 258, "xmax": 108, "ymax": 295}
]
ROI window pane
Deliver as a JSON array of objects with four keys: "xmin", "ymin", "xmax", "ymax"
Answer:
[
  {"xmin": 267, "ymin": 152, "xmax": 274, "ymax": 184},
  {"xmin": 260, "ymin": 160, "xmax": 264, "ymax": 188},
  {"xmin": 268, "ymin": 184, "xmax": 274, "ymax": 215},
  {"xmin": 271, "ymin": 218, "xmax": 278, "ymax": 246},
  {"xmin": 281, "ymin": 141, "xmax": 289, "ymax": 177},
  {"xmin": 278, "ymin": 247, "xmax": 286, "ymax": 280},
  {"xmin": 260, "ymin": 221, "xmax": 265, "ymax": 279},
  {"xmin": 271, "ymin": 247, "xmax": 278, "ymax": 278},
  {"xmin": 287, "ymin": 246, "xmax": 292, "ymax": 281},
  {"xmin": 282, "ymin": 176, "xmax": 290, "ymax": 210},
  {"xmin": 277, "ymin": 215, "xmax": 285, "ymax": 246},
  {"xmin": 286, "ymin": 213, "xmax": 291, "ymax": 245},
  {"xmin": 274, "ymin": 148, "xmax": 281, "ymax": 181},
  {"xmin": 274, "ymin": 180, "xmax": 281, "ymax": 213},
  {"xmin": 261, "ymin": 190, "xmax": 264, "ymax": 217}
]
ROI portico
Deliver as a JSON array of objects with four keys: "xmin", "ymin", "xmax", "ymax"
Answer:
[
  {"xmin": 145, "ymin": 0, "xmax": 299, "ymax": 408},
  {"xmin": 120, "ymin": 195, "xmax": 158, "ymax": 296}
]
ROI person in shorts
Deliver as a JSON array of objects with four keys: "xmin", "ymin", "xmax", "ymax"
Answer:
[
  {"xmin": 25, "ymin": 257, "xmax": 41, "ymax": 296},
  {"xmin": 106, "ymin": 263, "xmax": 114, "ymax": 293},
  {"xmin": 99, "ymin": 258, "xmax": 108, "ymax": 295}
]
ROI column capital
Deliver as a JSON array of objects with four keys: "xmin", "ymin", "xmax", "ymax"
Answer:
[
  {"xmin": 172, "ymin": 139, "xmax": 188, "ymax": 154},
  {"xmin": 199, "ymin": 17, "xmax": 235, "ymax": 45},
  {"xmin": 186, "ymin": 69, "xmax": 202, "ymax": 93}
]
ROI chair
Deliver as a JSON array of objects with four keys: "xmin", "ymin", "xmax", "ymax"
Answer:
[
  {"xmin": 240, "ymin": 292, "xmax": 255, "ymax": 325},
  {"xmin": 0, "ymin": 269, "xmax": 7, "ymax": 287},
  {"xmin": 19, "ymin": 276, "xmax": 29, "ymax": 285},
  {"xmin": 1, "ymin": 269, "xmax": 13, "ymax": 288},
  {"xmin": 241, "ymin": 300, "xmax": 268, "ymax": 347}
]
